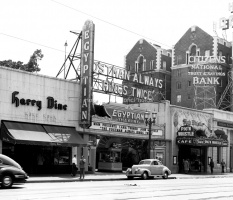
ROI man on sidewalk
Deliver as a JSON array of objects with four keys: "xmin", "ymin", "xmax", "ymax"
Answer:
[
  {"xmin": 71, "ymin": 155, "xmax": 77, "ymax": 176},
  {"xmin": 209, "ymin": 159, "xmax": 214, "ymax": 174},
  {"xmin": 221, "ymin": 159, "xmax": 226, "ymax": 173},
  {"xmin": 79, "ymin": 155, "xmax": 86, "ymax": 180}
]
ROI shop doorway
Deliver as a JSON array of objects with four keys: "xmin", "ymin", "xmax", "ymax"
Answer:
[{"xmin": 178, "ymin": 146, "xmax": 207, "ymax": 173}]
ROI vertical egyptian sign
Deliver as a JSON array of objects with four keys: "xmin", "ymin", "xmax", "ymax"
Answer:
[{"xmin": 80, "ymin": 20, "xmax": 95, "ymax": 128}]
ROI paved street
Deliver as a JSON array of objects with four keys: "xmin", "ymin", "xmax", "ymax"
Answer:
[{"xmin": 2, "ymin": 177, "xmax": 233, "ymax": 200}]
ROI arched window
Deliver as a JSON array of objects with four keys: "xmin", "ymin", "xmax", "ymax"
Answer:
[
  {"xmin": 190, "ymin": 45, "xmax": 197, "ymax": 56},
  {"xmin": 138, "ymin": 55, "xmax": 144, "ymax": 72}
]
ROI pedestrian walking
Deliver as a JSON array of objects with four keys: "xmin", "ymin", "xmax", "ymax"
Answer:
[
  {"xmin": 209, "ymin": 159, "xmax": 214, "ymax": 174},
  {"xmin": 71, "ymin": 155, "xmax": 77, "ymax": 176},
  {"xmin": 184, "ymin": 159, "xmax": 189, "ymax": 174},
  {"xmin": 221, "ymin": 159, "xmax": 226, "ymax": 173}
]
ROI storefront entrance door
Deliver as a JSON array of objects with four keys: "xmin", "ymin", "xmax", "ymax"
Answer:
[{"xmin": 178, "ymin": 146, "xmax": 206, "ymax": 173}]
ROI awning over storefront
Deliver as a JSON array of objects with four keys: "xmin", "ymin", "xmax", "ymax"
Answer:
[{"xmin": 0, "ymin": 121, "xmax": 87, "ymax": 147}]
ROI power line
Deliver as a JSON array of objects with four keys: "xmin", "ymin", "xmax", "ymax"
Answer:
[
  {"xmin": 50, "ymin": 0, "xmax": 173, "ymax": 49},
  {"xmin": 0, "ymin": 32, "xmax": 64, "ymax": 53}
]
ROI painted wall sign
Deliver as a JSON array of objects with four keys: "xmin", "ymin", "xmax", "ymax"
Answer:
[
  {"xmin": 187, "ymin": 56, "xmax": 226, "ymax": 85},
  {"xmin": 80, "ymin": 20, "xmax": 95, "ymax": 128},
  {"xmin": 12, "ymin": 91, "xmax": 67, "ymax": 111}
]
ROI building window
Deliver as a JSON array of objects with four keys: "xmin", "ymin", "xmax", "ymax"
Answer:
[
  {"xmin": 138, "ymin": 56, "xmax": 144, "ymax": 72},
  {"xmin": 190, "ymin": 45, "xmax": 197, "ymax": 56},
  {"xmin": 177, "ymin": 95, "xmax": 181, "ymax": 103},
  {"xmin": 205, "ymin": 50, "xmax": 210, "ymax": 57},
  {"xmin": 177, "ymin": 69, "xmax": 181, "ymax": 76},
  {"xmin": 219, "ymin": 51, "xmax": 223, "ymax": 57},
  {"xmin": 135, "ymin": 62, "xmax": 138, "ymax": 72},
  {"xmin": 177, "ymin": 82, "xmax": 181, "ymax": 89},
  {"xmin": 186, "ymin": 53, "xmax": 189, "ymax": 64},
  {"xmin": 150, "ymin": 60, "xmax": 154, "ymax": 70},
  {"xmin": 219, "ymin": 79, "xmax": 222, "ymax": 87},
  {"xmin": 143, "ymin": 59, "xmax": 146, "ymax": 71},
  {"xmin": 162, "ymin": 61, "xmax": 166, "ymax": 70},
  {"xmin": 227, "ymin": 53, "xmax": 230, "ymax": 64},
  {"xmin": 177, "ymin": 55, "xmax": 182, "ymax": 65},
  {"xmin": 187, "ymin": 94, "xmax": 191, "ymax": 100},
  {"xmin": 188, "ymin": 80, "xmax": 191, "ymax": 87}
]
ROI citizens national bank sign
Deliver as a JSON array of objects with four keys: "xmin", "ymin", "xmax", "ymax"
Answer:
[{"xmin": 80, "ymin": 20, "xmax": 95, "ymax": 128}]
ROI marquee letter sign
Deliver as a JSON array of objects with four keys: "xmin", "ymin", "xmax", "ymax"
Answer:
[{"xmin": 80, "ymin": 20, "xmax": 95, "ymax": 128}]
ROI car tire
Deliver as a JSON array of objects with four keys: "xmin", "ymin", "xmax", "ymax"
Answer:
[
  {"xmin": 1, "ymin": 174, "xmax": 13, "ymax": 188},
  {"xmin": 127, "ymin": 176, "xmax": 134, "ymax": 180},
  {"xmin": 162, "ymin": 172, "xmax": 168, "ymax": 179},
  {"xmin": 141, "ymin": 172, "xmax": 148, "ymax": 180}
]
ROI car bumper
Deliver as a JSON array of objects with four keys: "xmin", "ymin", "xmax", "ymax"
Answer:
[{"xmin": 14, "ymin": 174, "xmax": 29, "ymax": 183}]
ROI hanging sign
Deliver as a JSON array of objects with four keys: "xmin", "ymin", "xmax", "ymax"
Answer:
[{"xmin": 80, "ymin": 20, "xmax": 95, "ymax": 128}]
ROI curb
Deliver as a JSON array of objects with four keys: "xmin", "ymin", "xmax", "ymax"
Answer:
[{"xmin": 26, "ymin": 175, "xmax": 233, "ymax": 184}]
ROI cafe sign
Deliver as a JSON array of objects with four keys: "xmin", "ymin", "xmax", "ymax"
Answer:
[{"xmin": 176, "ymin": 137, "xmax": 228, "ymax": 147}]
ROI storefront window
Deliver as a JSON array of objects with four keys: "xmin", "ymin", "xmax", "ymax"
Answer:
[
  {"xmin": 99, "ymin": 150, "xmax": 121, "ymax": 163},
  {"xmin": 53, "ymin": 147, "xmax": 71, "ymax": 165}
]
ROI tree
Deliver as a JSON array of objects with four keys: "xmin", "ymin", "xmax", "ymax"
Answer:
[
  {"xmin": 26, "ymin": 49, "xmax": 44, "ymax": 72},
  {"xmin": 0, "ymin": 49, "xmax": 44, "ymax": 73}
]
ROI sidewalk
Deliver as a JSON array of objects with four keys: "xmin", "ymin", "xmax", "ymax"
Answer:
[{"xmin": 27, "ymin": 172, "xmax": 233, "ymax": 183}]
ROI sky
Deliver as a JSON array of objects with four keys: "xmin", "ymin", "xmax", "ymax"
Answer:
[{"xmin": 1, "ymin": 0, "xmax": 233, "ymax": 102}]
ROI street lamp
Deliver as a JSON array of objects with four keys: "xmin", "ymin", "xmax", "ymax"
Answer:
[{"xmin": 144, "ymin": 111, "xmax": 157, "ymax": 159}]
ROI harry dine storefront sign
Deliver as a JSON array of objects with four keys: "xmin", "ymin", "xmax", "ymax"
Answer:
[{"xmin": 12, "ymin": 91, "xmax": 67, "ymax": 111}]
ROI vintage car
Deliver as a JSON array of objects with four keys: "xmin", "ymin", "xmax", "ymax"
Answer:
[
  {"xmin": 126, "ymin": 159, "xmax": 171, "ymax": 180},
  {"xmin": 0, "ymin": 154, "xmax": 29, "ymax": 188}
]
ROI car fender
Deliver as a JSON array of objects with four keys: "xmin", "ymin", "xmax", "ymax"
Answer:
[
  {"xmin": 139, "ymin": 168, "xmax": 152, "ymax": 176},
  {"xmin": 162, "ymin": 168, "xmax": 171, "ymax": 176}
]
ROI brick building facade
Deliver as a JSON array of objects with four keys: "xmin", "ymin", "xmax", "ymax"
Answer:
[
  {"xmin": 123, "ymin": 39, "xmax": 171, "ymax": 104},
  {"xmin": 171, "ymin": 26, "xmax": 232, "ymax": 110}
]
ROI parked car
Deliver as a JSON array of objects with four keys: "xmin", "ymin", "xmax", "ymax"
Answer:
[
  {"xmin": 0, "ymin": 154, "xmax": 29, "ymax": 188},
  {"xmin": 126, "ymin": 159, "xmax": 171, "ymax": 180}
]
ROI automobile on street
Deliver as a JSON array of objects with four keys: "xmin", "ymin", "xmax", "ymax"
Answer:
[
  {"xmin": 0, "ymin": 154, "xmax": 29, "ymax": 188},
  {"xmin": 126, "ymin": 159, "xmax": 171, "ymax": 180}
]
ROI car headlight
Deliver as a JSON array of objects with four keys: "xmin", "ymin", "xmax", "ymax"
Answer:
[
  {"xmin": 135, "ymin": 168, "xmax": 140, "ymax": 172},
  {"xmin": 127, "ymin": 168, "xmax": 132, "ymax": 172}
]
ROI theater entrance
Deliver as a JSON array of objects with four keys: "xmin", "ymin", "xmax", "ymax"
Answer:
[{"xmin": 178, "ymin": 146, "xmax": 207, "ymax": 173}]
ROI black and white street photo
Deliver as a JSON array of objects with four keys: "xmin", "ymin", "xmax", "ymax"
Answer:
[{"xmin": 1, "ymin": 0, "xmax": 233, "ymax": 199}]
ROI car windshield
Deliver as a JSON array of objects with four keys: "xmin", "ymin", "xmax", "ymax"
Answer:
[
  {"xmin": 139, "ymin": 160, "xmax": 151, "ymax": 165},
  {"xmin": 0, "ymin": 154, "xmax": 22, "ymax": 169}
]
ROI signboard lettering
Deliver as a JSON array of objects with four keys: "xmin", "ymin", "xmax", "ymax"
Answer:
[
  {"xmin": 11, "ymin": 91, "xmax": 67, "ymax": 111},
  {"xmin": 80, "ymin": 20, "xmax": 95, "ymax": 128},
  {"xmin": 91, "ymin": 122, "xmax": 163, "ymax": 136}
]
